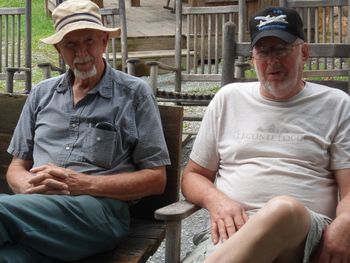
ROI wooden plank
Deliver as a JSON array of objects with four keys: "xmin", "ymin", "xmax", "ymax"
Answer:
[
  {"xmin": 303, "ymin": 69, "xmax": 349, "ymax": 78},
  {"xmin": 0, "ymin": 93, "xmax": 26, "ymax": 134},
  {"xmin": 155, "ymin": 200, "xmax": 200, "ymax": 221},
  {"xmin": 130, "ymin": 0, "xmax": 140, "ymax": 7},
  {"xmin": 308, "ymin": 43, "xmax": 350, "ymax": 58},
  {"xmin": 0, "ymin": 93, "xmax": 27, "ymax": 194},
  {"xmin": 106, "ymin": 49, "xmax": 195, "ymax": 60},
  {"xmin": 183, "ymin": 5, "xmax": 239, "ymax": 15},
  {"xmin": 205, "ymin": 0, "xmax": 237, "ymax": 6},
  {"xmin": 70, "ymin": 220, "xmax": 166, "ymax": 263},
  {"xmin": 181, "ymin": 73, "xmax": 221, "ymax": 81},
  {"xmin": 0, "ymin": 8, "xmax": 25, "ymax": 15},
  {"xmin": 0, "ymin": 73, "xmax": 27, "ymax": 81},
  {"xmin": 122, "ymin": 36, "xmax": 177, "ymax": 52},
  {"xmin": 233, "ymin": 43, "xmax": 350, "ymax": 59},
  {"xmin": 100, "ymin": 7, "xmax": 119, "ymax": 15},
  {"xmin": 286, "ymin": 0, "xmax": 348, "ymax": 8}
]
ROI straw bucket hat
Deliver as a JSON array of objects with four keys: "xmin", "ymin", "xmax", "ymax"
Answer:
[{"xmin": 41, "ymin": 0, "xmax": 120, "ymax": 45}]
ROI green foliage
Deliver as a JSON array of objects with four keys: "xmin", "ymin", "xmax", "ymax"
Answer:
[
  {"xmin": 0, "ymin": 0, "xmax": 58, "ymax": 90},
  {"xmin": 304, "ymin": 60, "xmax": 349, "ymax": 81},
  {"xmin": 244, "ymin": 68, "xmax": 257, "ymax": 79},
  {"xmin": 189, "ymin": 85, "xmax": 220, "ymax": 94}
]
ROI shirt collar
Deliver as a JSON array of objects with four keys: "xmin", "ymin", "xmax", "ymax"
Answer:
[{"xmin": 54, "ymin": 60, "xmax": 113, "ymax": 99}]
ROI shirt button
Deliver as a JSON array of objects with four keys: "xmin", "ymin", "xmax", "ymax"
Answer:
[
  {"xmin": 65, "ymin": 146, "xmax": 70, "ymax": 150},
  {"xmin": 96, "ymin": 137, "xmax": 101, "ymax": 142},
  {"xmin": 72, "ymin": 123, "xmax": 76, "ymax": 128}
]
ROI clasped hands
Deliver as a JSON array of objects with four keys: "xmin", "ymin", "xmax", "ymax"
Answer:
[{"xmin": 25, "ymin": 163, "xmax": 85, "ymax": 195}]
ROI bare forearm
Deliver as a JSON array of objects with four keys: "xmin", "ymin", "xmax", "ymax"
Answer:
[
  {"xmin": 182, "ymin": 170, "xmax": 219, "ymax": 209},
  {"xmin": 336, "ymin": 193, "xmax": 350, "ymax": 218},
  {"xmin": 63, "ymin": 166, "xmax": 166, "ymax": 201},
  {"xmin": 6, "ymin": 158, "xmax": 33, "ymax": 193},
  {"xmin": 335, "ymin": 169, "xmax": 350, "ymax": 218}
]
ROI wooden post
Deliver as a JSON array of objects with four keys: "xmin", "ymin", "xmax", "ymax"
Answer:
[
  {"xmin": 165, "ymin": 221, "xmax": 181, "ymax": 263},
  {"xmin": 221, "ymin": 22, "xmax": 236, "ymax": 87},
  {"xmin": 119, "ymin": 0, "xmax": 128, "ymax": 72},
  {"xmin": 25, "ymin": 0, "xmax": 32, "ymax": 92},
  {"xmin": 174, "ymin": 0, "xmax": 182, "ymax": 92}
]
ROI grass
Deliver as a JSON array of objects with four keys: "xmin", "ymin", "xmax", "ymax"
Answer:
[{"xmin": 0, "ymin": 0, "xmax": 58, "ymax": 91}]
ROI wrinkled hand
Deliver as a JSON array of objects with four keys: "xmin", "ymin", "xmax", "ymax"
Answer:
[
  {"xmin": 207, "ymin": 193, "xmax": 249, "ymax": 245},
  {"xmin": 28, "ymin": 163, "xmax": 88, "ymax": 195},
  {"xmin": 314, "ymin": 215, "xmax": 350, "ymax": 263}
]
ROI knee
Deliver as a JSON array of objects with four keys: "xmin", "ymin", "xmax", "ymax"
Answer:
[{"xmin": 264, "ymin": 196, "xmax": 309, "ymax": 228}]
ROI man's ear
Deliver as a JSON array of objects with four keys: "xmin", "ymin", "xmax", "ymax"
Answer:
[
  {"xmin": 54, "ymin": 44, "xmax": 61, "ymax": 55},
  {"xmin": 102, "ymin": 32, "xmax": 109, "ymax": 49},
  {"xmin": 301, "ymin": 43, "xmax": 309, "ymax": 63}
]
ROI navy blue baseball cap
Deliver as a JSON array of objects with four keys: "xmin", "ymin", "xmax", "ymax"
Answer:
[{"xmin": 250, "ymin": 6, "xmax": 304, "ymax": 47}]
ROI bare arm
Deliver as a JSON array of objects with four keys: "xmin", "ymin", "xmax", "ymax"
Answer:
[
  {"xmin": 7, "ymin": 158, "xmax": 166, "ymax": 201},
  {"xmin": 316, "ymin": 168, "xmax": 350, "ymax": 263},
  {"xmin": 6, "ymin": 157, "xmax": 34, "ymax": 193},
  {"xmin": 182, "ymin": 159, "xmax": 249, "ymax": 244}
]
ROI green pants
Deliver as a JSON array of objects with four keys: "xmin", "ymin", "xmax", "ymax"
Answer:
[{"xmin": 0, "ymin": 194, "xmax": 130, "ymax": 262}]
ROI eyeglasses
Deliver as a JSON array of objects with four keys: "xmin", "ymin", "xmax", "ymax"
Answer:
[{"xmin": 252, "ymin": 43, "xmax": 304, "ymax": 60}]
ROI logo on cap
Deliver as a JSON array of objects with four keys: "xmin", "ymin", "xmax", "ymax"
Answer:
[{"xmin": 255, "ymin": 14, "xmax": 288, "ymax": 30}]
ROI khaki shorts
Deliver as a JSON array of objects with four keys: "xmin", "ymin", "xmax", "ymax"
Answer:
[{"xmin": 182, "ymin": 210, "xmax": 332, "ymax": 263}]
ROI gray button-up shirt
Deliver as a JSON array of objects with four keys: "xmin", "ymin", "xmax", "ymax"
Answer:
[{"xmin": 8, "ymin": 63, "xmax": 170, "ymax": 175}]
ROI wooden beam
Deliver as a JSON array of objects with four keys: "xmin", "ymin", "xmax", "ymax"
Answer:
[{"xmin": 131, "ymin": 0, "xmax": 140, "ymax": 7}]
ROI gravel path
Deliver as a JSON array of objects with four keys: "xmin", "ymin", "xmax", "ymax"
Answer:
[{"xmin": 140, "ymin": 73, "xmax": 216, "ymax": 262}]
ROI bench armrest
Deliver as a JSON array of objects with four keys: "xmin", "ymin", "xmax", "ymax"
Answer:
[
  {"xmin": 154, "ymin": 200, "xmax": 202, "ymax": 263},
  {"xmin": 155, "ymin": 200, "xmax": 200, "ymax": 221}
]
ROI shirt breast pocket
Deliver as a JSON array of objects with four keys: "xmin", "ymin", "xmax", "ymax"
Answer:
[{"xmin": 83, "ymin": 127, "xmax": 117, "ymax": 168}]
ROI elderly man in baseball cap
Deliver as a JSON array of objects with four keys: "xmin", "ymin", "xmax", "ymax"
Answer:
[
  {"xmin": 3, "ymin": 0, "xmax": 169, "ymax": 261},
  {"xmin": 181, "ymin": 6, "xmax": 350, "ymax": 263}
]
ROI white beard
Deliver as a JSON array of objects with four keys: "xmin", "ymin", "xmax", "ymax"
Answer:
[
  {"xmin": 73, "ymin": 66, "xmax": 97, "ymax": 80},
  {"xmin": 73, "ymin": 56, "xmax": 97, "ymax": 80}
]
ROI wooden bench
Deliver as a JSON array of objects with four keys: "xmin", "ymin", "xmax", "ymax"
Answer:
[{"xmin": 0, "ymin": 92, "xmax": 183, "ymax": 263}]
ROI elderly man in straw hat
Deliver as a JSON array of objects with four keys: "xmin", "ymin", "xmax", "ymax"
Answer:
[{"xmin": 2, "ymin": 0, "xmax": 169, "ymax": 262}]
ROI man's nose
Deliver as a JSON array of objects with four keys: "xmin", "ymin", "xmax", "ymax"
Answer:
[{"xmin": 74, "ymin": 44, "xmax": 88, "ymax": 57}]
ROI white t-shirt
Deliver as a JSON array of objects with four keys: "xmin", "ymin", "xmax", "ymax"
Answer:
[{"xmin": 190, "ymin": 82, "xmax": 350, "ymax": 219}]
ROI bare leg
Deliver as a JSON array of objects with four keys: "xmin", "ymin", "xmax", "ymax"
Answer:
[{"xmin": 204, "ymin": 196, "xmax": 311, "ymax": 263}]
